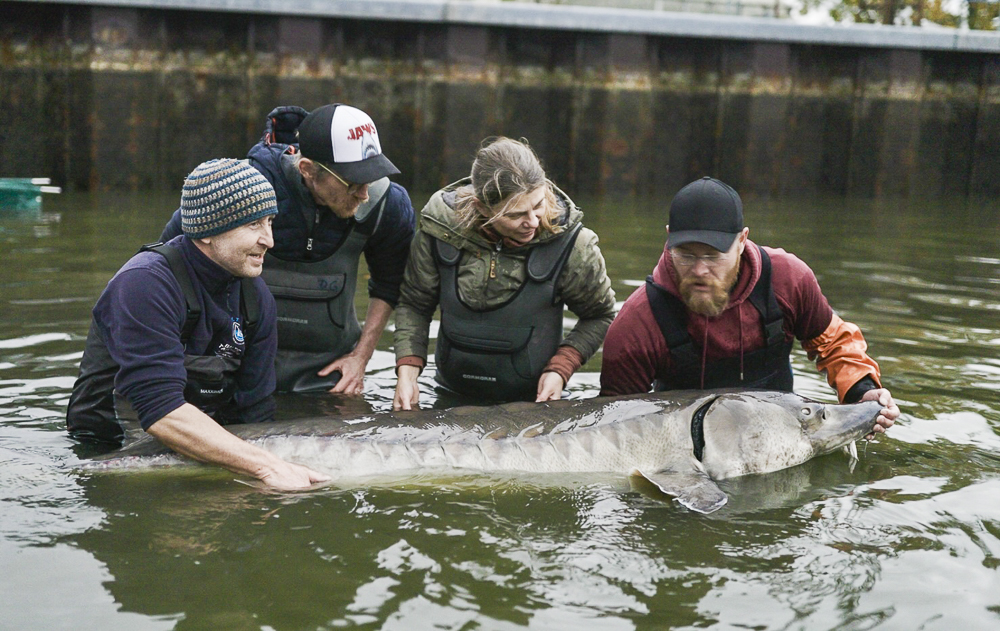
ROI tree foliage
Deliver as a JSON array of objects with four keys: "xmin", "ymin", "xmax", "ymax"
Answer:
[{"xmin": 801, "ymin": 0, "xmax": 998, "ymax": 29}]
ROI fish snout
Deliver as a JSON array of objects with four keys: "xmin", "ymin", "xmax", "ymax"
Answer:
[{"xmin": 809, "ymin": 400, "xmax": 883, "ymax": 453}]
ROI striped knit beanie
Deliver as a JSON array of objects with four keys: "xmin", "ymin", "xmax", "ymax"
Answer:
[{"xmin": 180, "ymin": 159, "xmax": 277, "ymax": 238}]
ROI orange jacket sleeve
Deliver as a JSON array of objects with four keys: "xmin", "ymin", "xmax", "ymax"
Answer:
[{"xmin": 801, "ymin": 314, "xmax": 881, "ymax": 403}]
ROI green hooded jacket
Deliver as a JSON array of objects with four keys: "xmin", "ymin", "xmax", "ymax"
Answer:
[{"xmin": 394, "ymin": 179, "xmax": 616, "ymax": 372}]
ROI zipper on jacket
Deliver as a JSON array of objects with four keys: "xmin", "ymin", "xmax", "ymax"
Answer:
[
  {"xmin": 489, "ymin": 241, "xmax": 501, "ymax": 279},
  {"xmin": 306, "ymin": 206, "xmax": 322, "ymax": 253}
]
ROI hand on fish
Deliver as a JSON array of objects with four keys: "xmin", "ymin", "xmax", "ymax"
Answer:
[
  {"xmin": 320, "ymin": 353, "xmax": 365, "ymax": 395},
  {"xmin": 259, "ymin": 460, "xmax": 331, "ymax": 491},
  {"xmin": 861, "ymin": 388, "xmax": 899, "ymax": 439},
  {"xmin": 535, "ymin": 371, "xmax": 566, "ymax": 402}
]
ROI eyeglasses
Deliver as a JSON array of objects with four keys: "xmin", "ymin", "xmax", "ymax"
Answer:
[
  {"xmin": 314, "ymin": 161, "xmax": 366, "ymax": 195},
  {"xmin": 670, "ymin": 251, "xmax": 727, "ymax": 268}
]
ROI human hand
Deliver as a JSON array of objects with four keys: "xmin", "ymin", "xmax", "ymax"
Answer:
[
  {"xmin": 258, "ymin": 459, "xmax": 331, "ymax": 491},
  {"xmin": 535, "ymin": 372, "xmax": 565, "ymax": 402},
  {"xmin": 319, "ymin": 352, "xmax": 366, "ymax": 395},
  {"xmin": 393, "ymin": 365, "xmax": 422, "ymax": 411},
  {"xmin": 861, "ymin": 388, "xmax": 899, "ymax": 438}
]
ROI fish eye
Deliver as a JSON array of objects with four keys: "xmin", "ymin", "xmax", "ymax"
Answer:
[{"xmin": 801, "ymin": 408, "xmax": 812, "ymax": 417}]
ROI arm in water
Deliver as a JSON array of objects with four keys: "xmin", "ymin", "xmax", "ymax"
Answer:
[{"xmin": 147, "ymin": 403, "xmax": 330, "ymax": 489}]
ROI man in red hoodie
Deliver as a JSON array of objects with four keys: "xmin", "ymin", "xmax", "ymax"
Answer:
[{"xmin": 600, "ymin": 177, "xmax": 898, "ymax": 435}]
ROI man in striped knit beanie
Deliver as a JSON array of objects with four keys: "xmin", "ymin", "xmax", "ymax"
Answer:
[{"xmin": 68, "ymin": 159, "xmax": 330, "ymax": 490}]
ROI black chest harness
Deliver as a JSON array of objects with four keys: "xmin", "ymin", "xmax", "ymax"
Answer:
[
  {"xmin": 66, "ymin": 244, "xmax": 260, "ymax": 445},
  {"xmin": 137, "ymin": 243, "xmax": 259, "ymax": 419},
  {"xmin": 141, "ymin": 243, "xmax": 259, "ymax": 345},
  {"xmin": 432, "ymin": 223, "xmax": 582, "ymax": 401},
  {"xmin": 644, "ymin": 245, "xmax": 794, "ymax": 392}
]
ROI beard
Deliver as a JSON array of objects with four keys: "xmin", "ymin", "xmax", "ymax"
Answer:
[{"xmin": 677, "ymin": 263, "xmax": 739, "ymax": 318}]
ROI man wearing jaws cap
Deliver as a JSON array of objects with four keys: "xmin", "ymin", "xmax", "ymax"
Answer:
[
  {"xmin": 600, "ymin": 176, "xmax": 899, "ymax": 437},
  {"xmin": 162, "ymin": 104, "xmax": 415, "ymax": 394}
]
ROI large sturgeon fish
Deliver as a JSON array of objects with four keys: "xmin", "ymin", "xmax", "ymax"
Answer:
[{"xmin": 87, "ymin": 389, "xmax": 882, "ymax": 513}]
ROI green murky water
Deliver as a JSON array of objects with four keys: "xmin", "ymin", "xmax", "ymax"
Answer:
[{"xmin": 2, "ymin": 191, "xmax": 999, "ymax": 629}]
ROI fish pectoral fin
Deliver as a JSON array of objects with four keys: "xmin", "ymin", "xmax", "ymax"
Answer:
[{"xmin": 631, "ymin": 468, "xmax": 729, "ymax": 514}]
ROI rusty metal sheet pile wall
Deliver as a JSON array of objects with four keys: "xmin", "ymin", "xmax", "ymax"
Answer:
[{"xmin": 1, "ymin": 1, "xmax": 998, "ymax": 199}]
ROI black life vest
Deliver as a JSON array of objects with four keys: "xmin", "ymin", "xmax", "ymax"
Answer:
[
  {"xmin": 262, "ymin": 171, "xmax": 390, "ymax": 392},
  {"xmin": 432, "ymin": 223, "xmax": 582, "ymax": 401},
  {"xmin": 140, "ymin": 243, "xmax": 259, "ymax": 412}
]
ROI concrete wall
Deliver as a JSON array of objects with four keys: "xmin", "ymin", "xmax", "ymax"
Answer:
[{"xmin": 2, "ymin": 0, "xmax": 998, "ymax": 199}]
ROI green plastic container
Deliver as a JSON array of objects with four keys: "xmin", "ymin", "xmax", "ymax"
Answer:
[{"xmin": 0, "ymin": 178, "xmax": 61, "ymax": 212}]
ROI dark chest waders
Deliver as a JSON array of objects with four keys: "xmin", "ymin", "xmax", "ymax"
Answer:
[
  {"xmin": 66, "ymin": 244, "xmax": 258, "ymax": 445},
  {"xmin": 261, "ymin": 178, "xmax": 390, "ymax": 393},
  {"xmin": 647, "ymin": 245, "xmax": 794, "ymax": 392},
  {"xmin": 433, "ymin": 223, "xmax": 582, "ymax": 401}
]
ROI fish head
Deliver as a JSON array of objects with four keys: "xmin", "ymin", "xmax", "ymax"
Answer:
[{"xmin": 698, "ymin": 391, "xmax": 882, "ymax": 479}]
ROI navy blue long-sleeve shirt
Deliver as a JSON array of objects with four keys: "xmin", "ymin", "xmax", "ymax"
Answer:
[{"xmin": 92, "ymin": 236, "xmax": 278, "ymax": 429}]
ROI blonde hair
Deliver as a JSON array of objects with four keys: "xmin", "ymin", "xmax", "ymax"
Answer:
[{"xmin": 454, "ymin": 137, "xmax": 563, "ymax": 236}]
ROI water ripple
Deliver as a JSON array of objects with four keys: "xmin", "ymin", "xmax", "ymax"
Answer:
[{"xmin": 0, "ymin": 333, "xmax": 72, "ymax": 349}]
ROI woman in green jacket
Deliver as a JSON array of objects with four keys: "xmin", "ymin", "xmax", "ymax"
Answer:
[{"xmin": 393, "ymin": 137, "xmax": 616, "ymax": 410}]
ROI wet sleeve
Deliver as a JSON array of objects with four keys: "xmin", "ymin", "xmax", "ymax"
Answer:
[
  {"xmin": 801, "ymin": 313, "xmax": 882, "ymax": 403},
  {"xmin": 395, "ymin": 355, "xmax": 426, "ymax": 373},
  {"xmin": 544, "ymin": 346, "xmax": 584, "ymax": 385},
  {"xmin": 771, "ymin": 250, "xmax": 881, "ymax": 402},
  {"xmin": 363, "ymin": 184, "xmax": 417, "ymax": 307}
]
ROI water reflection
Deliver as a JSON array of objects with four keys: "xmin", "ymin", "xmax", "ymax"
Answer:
[
  {"xmin": 2, "ymin": 192, "xmax": 1000, "ymax": 628},
  {"xmin": 65, "ymin": 464, "xmax": 875, "ymax": 629},
  {"xmin": 62, "ymin": 474, "xmax": 654, "ymax": 627}
]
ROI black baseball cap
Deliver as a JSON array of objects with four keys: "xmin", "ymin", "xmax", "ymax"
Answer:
[
  {"xmin": 667, "ymin": 177, "xmax": 744, "ymax": 252},
  {"xmin": 296, "ymin": 103, "xmax": 400, "ymax": 184}
]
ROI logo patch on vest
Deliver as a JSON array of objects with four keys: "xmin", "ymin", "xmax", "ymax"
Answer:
[
  {"xmin": 463, "ymin": 374, "xmax": 497, "ymax": 382},
  {"xmin": 233, "ymin": 320, "xmax": 245, "ymax": 344}
]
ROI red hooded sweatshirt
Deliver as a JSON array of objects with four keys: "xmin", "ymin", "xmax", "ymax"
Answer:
[{"xmin": 599, "ymin": 239, "xmax": 881, "ymax": 402}]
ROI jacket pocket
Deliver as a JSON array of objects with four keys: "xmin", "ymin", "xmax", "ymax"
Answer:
[
  {"xmin": 439, "ymin": 323, "xmax": 537, "ymax": 384},
  {"xmin": 267, "ymin": 273, "xmax": 348, "ymax": 351}
]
